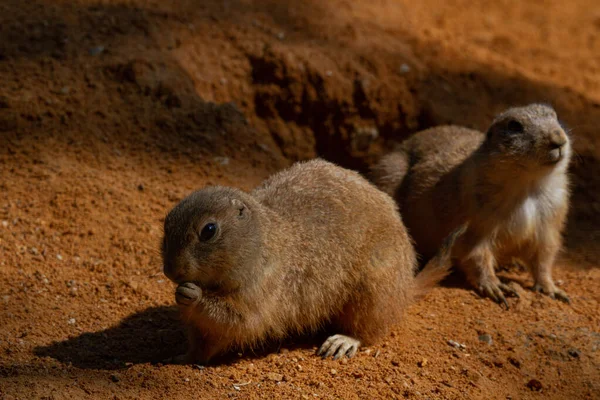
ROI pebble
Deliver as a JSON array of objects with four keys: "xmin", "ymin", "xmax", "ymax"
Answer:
[
  {"xmin": 447, "ymin": 340, "xmax": 467, "ymax": 350},
  {"xmin": 478, "ymin": 334, "xmax": 493, "ymax": 345},
  {"xmin": 110, "ymin": 374, "xmax": 120, "ymax": 383},
  {"xmin": 56, "ymin": 254, "xmax": 63, "ymax": 261},
  {"xmin": 417, "ymin": 358, "xmax": 428, "ymax": 367},
  {"xmin": 1, "ymin": 220, "xmax": 7, "ymax": 228},
  {"xmin": 89, "ymin": 46, "xmax": 105, "ymax": 56},
  {"xmin": 508, "ymin": 357, "xmax": 521, "ymax": 368},
  {"xmin": 330, "ymin": 369, "xmax": 337, "ymax": 375},
  {"xmin": 399, "ymin": 63, "xmax": 411, "ymax": 74},
  {"xmin": 568, "ymin": 348, "xmax": 580, "ymax": 358},
  {"xmin": 137, "ymin": 184, "xmax": 144, "ymax": 191},
  {"xmin": 214, "ymin": 156, "xmax": 229, "ymax": 166},
  {"xmin": 68, "ymin": 318, "xmax": 76, "ymax": 325},
  {"xmin": 266, "ymin": 372, "xmax": 283, "ymax": 382},
  {"xmin": 526, "ymin": 379, "xmax": 542, "ymax": 391}
]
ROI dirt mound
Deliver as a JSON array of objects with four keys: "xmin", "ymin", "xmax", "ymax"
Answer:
[{"xmin": 1, "ymin": 0, "xmax": 598, "ymax": 399}]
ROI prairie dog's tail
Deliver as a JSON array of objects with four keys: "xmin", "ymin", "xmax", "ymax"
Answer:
[{"xmin": 412, "ymin": 224, "xmax": 468, "ymax": 302}]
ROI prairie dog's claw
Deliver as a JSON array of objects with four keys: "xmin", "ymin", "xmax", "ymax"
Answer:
[{"xmin": 317, "ymin": 334, "xmax": 360, "ymax": 360}]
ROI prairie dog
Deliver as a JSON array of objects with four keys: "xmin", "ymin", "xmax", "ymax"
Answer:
[
  {"xmin": 162, "ymin": 159, "xmax": 454, "ymax": 364},
  {"xmin": 371, "ymin": 104, "xmax": 571, "ymax": 306}
]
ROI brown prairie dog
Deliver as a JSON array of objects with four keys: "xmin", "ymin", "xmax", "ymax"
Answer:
[
  {"xmin": 371, "ymin": 104, "xmax": 571, "ymax": 306},
  {"xmin": 162, "ymin": 159, "xmax": 454, "ymax": 364}
]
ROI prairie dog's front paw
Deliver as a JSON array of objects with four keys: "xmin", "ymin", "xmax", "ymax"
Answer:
[
  {"xmin": 533, "ymin": 281, "xmax": 570, "ymax": 304},
  {"xmin": 176, "ymin": 282, "xmax": 202, "ymax": 306},
  {"xmin": 317, "ymin": 334, "xmax": 361, "ymax": 360},
  {"xmin": 475, "ymin": 276, "xmax": 519, "ymax": 309}
]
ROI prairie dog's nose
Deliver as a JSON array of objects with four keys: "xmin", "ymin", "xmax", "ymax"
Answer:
[{"xmin": 548, "ymin": 130, "xmax": 567, "ymax": 149}]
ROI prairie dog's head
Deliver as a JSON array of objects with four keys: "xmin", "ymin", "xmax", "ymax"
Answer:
[
  {"xmin": 162, "ymin": 187, "xmax": 262, "ymax": 292},
  {"xmin": 485, "ymin": 104, "xmax": 571, "ymax": 171}
]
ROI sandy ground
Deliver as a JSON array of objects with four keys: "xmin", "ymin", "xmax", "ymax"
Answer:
[{"xmin": 0, "ymin": 0, "xmax": 599, "ymax": 399}]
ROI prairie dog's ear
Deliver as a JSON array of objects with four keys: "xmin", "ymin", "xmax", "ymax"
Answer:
[{"xmin": 231, "ymin": 198, "xmax": 248, "ymax": 218}]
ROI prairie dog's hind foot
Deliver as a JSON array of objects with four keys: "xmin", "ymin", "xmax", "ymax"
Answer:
[
  {"xmin": 317, "ymin": 334, "xmax": 361, "ymax": 360},
  {"xmin": 176, "ymin": 282, "xmax": 202, "ymax": 306},
  {"xmin": 533, "ymin": 281, "xmax": 570, "ymax": 304}
]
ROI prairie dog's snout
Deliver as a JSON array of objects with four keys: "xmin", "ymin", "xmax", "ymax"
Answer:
[{"xmin": 546, "ymin": 128, "xmax": 568, "ymax": 163}]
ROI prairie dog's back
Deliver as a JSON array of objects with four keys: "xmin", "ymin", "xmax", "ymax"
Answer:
[
  {"xmin": 251, "ymin": 159, "xmax": 416, "ymax": 336},
  {"xmin": 371, "ymin": 126, "xmax": 482, "ymax": 198},
  {"xmin": 252, "ymin": 159, "xmax": 404, "ymax": 243}
]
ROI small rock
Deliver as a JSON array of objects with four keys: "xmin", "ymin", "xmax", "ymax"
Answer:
[
  {"xmin": 325, "ymin": 70, "xmax": 333, "ymax": 77},
  {"xmin": 56, "ymin": 254, "xmax": 63, "ymax": 261},
  {"xmin": 214, "ymin": 156, "xmax": 229, "ymax": 166},
  {"xmin": 1, "ymin": 220, "xmax": 8, "ymax": 228},
  {"xmin": 184, "ymin": 378, "xmax": 190, "ymax": 382},
  {"xmin": 508, "ymin": 357, "xmax": 521, "ymax": 368},
  {"xmin": 137, "ymin": 184, "xmax": 144, "ymax": 191},
  {"xmin": 568, "ymin": 348, "xmax": 580, "ymax": 358},
  {"xmin": 526, "ymin": 379, "xmax": 542, "ymax": 391},
  {"xmin": 417, "ymin": 358, "xmax": 428, "ymax": 367},
  {"xmin": 391, "ymin": 359, "xmax": 400, "ymax": 366},
  {"xmin": 447, "ymin": 340, "xmax": 466, "ymax": 350},
  {"xmin": 67, "ymin": 318, "xmax": 76, "ymax": 325},
  {"xmin": 110, "ymin": 374, "xmax": 120, "ymax": 382},
  {"xmin": 89, "ymin": 46, "xmax": 105, "ymax": 56},
  {"xmin": 276, "ymin": 32, "xmax": 285, "ymax": 40},
  {"xmin": 266, "ymin": 372, "xmax": 283, "ymax": 382},
  {"xmin": 478, "ymin": 334, "xmax": 493, "ymax": 345},
  {"xmin": 330, "ymin": 369, "xmax": 337, "ymax": 375},
  {"xmin": 399, "ymin": 63, "xmax": 411, "ymax": 74}
]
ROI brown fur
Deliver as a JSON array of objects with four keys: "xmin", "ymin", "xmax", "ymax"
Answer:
[
  {"xmin": 162, "ymin": 159, "xmax": 454, "ymax": 364},
  {"xmin": 371, "ymin": 104, "xmax": 571, "ymax": 306}
]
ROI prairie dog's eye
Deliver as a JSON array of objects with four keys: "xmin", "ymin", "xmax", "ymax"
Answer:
[
  {"xmin": 506, "ymin": 119, "xmax": 524, "ymax": 133},
  {"xmin": 199, "ymin": 223, "xmax": 218, "ymax": 242}
]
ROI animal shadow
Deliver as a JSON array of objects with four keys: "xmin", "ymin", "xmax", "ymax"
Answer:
[
  {"xmin": 34, "ymin": 305, "xmax": 324, "ymax": 369},
  {"xmin": 34, "ymin": 306, "xmax": 187, "ymax": 370}
]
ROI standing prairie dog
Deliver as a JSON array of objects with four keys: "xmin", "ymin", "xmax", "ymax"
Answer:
[
  {"xmin": 371, "ymin": 104, "xmax": 571, "ymax": 306},
  {"xmin": 162, "ymin": 159, "xmax": 457, "ymax": 364}
]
